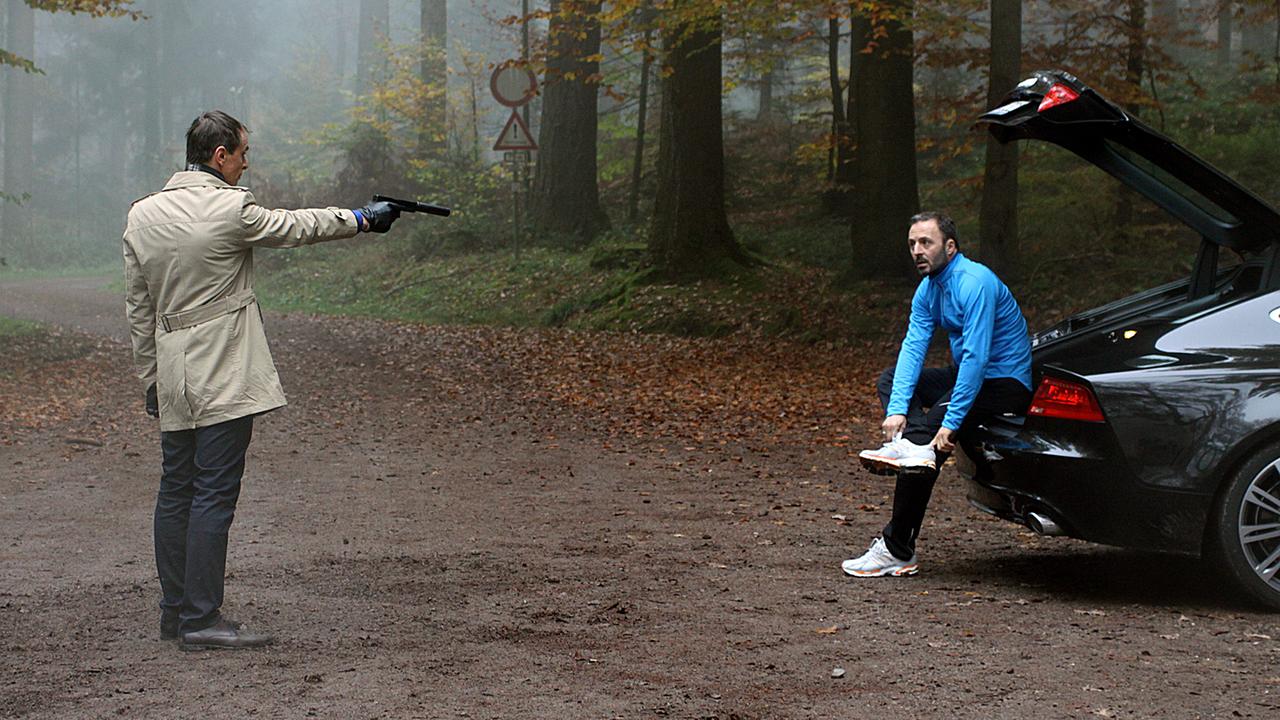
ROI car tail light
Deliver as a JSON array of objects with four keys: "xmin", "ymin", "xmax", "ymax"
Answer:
[
  {"xmin": 1028, "ymin": 376, "xmax": 1105, "ymax": 422},
  {"xmin": 1037, "ymin": 83, "xmax": 1080, "ymax": 112}
]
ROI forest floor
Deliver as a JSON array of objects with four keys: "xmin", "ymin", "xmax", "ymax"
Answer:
[{"xmin": 2, "ymin": 275, "xmax": 1279, "ymax": 720}]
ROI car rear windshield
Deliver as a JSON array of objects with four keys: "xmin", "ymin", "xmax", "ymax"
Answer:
[{"xmin": 1103, "ymin": 139, "xmax": 1240, "ymax": 225}]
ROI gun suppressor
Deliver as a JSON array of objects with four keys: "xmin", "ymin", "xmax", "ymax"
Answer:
[{"xmin": 373, "ymin": 194, "xmax": 452, "ymax": 217}]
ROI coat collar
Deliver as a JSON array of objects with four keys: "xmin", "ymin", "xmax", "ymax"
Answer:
[{"xmin": 161, "ymin": 170, "xmax": 239, "ymax": 191}]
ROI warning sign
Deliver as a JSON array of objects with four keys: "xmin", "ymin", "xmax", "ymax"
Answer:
[{"xmin": 493, "ymin": 110, "xmax": 537, "ymax": 151}]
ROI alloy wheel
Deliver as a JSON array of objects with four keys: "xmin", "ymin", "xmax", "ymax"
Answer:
[{"xmin": 1237, "ymin": 458, "xmax": 1280, "ymax": 594}]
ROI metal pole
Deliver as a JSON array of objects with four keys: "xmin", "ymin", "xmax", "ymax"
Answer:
[
  {"xmin": 513, "ymin": 158, "xmax": 521, "ymax": 262},
  {"xmin": 521, "ymin": 0, "xmax": 532, "ymax": 243},
  {"xmin": 521, "ymin": 0, "xmax": 531, "ymax": 131}
]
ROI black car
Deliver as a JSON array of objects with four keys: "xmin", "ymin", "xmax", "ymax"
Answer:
[{"xmin": 960, "ymin": 70, "xmax": 1280, "ymax": 611}]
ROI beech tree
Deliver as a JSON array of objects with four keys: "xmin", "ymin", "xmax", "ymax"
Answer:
[
  {"xmin": 357, "ymin": 0, "xmax": 389, "ymax": 92},
  {"xmin": 419, "ymin": 0, "xmax": 446, "ymax": 157},
  {"xmin": 825, "ymin": 11, "xmax": 854, "ymax": 211},
  {"xmin": 849, "ymin": 0, "xmax": 918, "ymax": 279},
  {"xmin": 2, "ymin": 0, "xmax": 134, "ymax": 256},
  {"xmin": 3, "ymin": 0, "xmax": 36, "ymax": 250},
  {"xmin": 648, "ymin": 3, "xmax": 751, "ymax": 276},
  {"xmin": 529, "ymin": 0, "xmax": 610, "ymax": 243},
  {"xmin": 978, "ymin": 0, "xmax": 1021, "ymax": 277}
]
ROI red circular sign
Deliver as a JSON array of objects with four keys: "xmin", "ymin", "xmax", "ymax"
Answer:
[{"xmin": 490, "ymin": 64, "xmax": 538, "ymax": 108}]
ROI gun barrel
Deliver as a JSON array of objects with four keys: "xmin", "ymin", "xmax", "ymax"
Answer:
[{"xmin": 373, "ymin": 194, "xmax": 452, "ymax": 217}]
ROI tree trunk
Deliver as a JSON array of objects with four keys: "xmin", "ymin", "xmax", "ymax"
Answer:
[
  {"xmin": 142, "ymin": 1, "xmax": 164, "ymax": 187},
  {"xmin": 1114, "ymin": 0, "xmax": 1146, "ymax": 229},
  {"xmin": 419, "ymin": 0, "xmax": 447, "ymax": 157},
  {"xmin": 528, "ymin": 0, "xmax": 610, "ymax": 243},
  {"xmin": 755, "ymin": 42, "xmax": 784, "ymax": 123},
  {"xmin": 849, "ymin": 1, "xmax": 919, "ymax": 280},
  {"xmin": 358, "ymin": 0, "xmax": 389, "ymax": 92},
  {"xmin": 1217, "ymin": 1, "xmax": 1233, "ymax": 68},
  {"xmin": 1151, "ymin": 0, "xmax": 1181, "ymax": 60},
  {"xmin": 756, "ymin": 66, "xmax": 775, "ymax": 122},
  {"xmin": 628, "ymin": 22, "xmax": 654, "ymax": 225},
  {"xmin": 1241, "ymin": 3, "xmax": 1272, "ymax": 60},
  {"xmin": 2, "ymin": 0, "xmax": 35, "ymax": 258},
  {"xmin": 824, "ymin": 14, "xmax": 856, "ymax": 215},
  {"xmin": 978, "ymin": 0, "xmax": 1021, "ymax": 278},
  {"xmin": 335, "ymin": 0, "xmax": 347, "ymax": 89},
  {"xmin": 648, "ymin": 6, "xmax": 749, "ymax": 276}
]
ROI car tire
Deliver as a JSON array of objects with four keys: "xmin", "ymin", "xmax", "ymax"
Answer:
[{"xmin": 1209, "ymin": 440, "xmax": 1280, "ymax": 612}]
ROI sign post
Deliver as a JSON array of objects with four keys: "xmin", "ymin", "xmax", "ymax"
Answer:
[{"xmin": 490, "ymin": 63, "xmax": 538, "ymax": 259}]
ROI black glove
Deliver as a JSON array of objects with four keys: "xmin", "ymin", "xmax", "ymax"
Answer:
[
  {"xmin": 357, "ymin": 201, "xmax": 400, "ymax": 233},
  {"xmin": 145, "ymin": 383, "xmax": 159, "ymax": 418}
]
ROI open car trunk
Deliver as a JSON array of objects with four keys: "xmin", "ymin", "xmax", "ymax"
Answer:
[{"xmin": 978, "ymin": 70, "xmax": 1280, "ymax": 352}]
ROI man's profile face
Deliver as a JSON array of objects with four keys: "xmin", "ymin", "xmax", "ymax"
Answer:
[
  {"xmin": 907, "ymin": 219, "xmax": 956, "ymax": 277},
  {"xmin": 213, "ymin": 129, "xmax": 249, "ymax": 185}
]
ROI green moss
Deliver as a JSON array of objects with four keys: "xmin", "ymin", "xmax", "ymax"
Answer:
[{"xmin": 0, "ymin": 316, "xmax": 42, "ymax": 337}]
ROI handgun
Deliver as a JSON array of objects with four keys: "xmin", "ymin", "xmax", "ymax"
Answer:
[{"xmin": 373, "ymin": 194, "xmax": 452, "ymax": 217}]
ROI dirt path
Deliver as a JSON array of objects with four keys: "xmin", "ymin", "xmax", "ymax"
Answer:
[{"xmin": 1, "ymin": 276, "xmax": 1278, "ymax": 719}]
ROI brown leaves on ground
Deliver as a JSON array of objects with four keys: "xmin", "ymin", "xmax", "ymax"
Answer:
[
  {"xmin": 507, "ymin": 331, "xmax": 886, "ymax": 449},
  {"xmin": 0, "ymin": 329, "xmax": 118, "ymax": 434},
  {"xmin": 343, "ymin": 315, "xmax": 891, "ymax": 450},
  {"xmin": 2, "ymin": 314, "xmax": 893, "ymax": 453}
]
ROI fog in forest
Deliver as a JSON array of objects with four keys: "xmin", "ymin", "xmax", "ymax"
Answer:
[
  {"xmin": 0, "ymin": 0, "xmax": 540, "ymax": 268},
  {"xmin": 4, "ymin": 0, "xmax": 1280, "ymax": 290}
]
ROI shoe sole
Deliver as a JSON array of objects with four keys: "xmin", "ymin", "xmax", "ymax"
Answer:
[
  {"xmin": 180, "ymin": 642, "xmax": 273, "ymax": 651},
  {"xmin": 859, "ymin": 454, "xmax": 901, "ymax": 476},
  {"xmin": 859, "ymin": 455, "xmax": 936, "ymax": 476},
  {"xmin": 843, "ymin": 563, "xmax": 919, "ymax": 578}
]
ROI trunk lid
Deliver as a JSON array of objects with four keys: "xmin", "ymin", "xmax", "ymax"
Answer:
[{"xmin": 978, "ymin": 70, "xmax": 1280, "ymax": 254}]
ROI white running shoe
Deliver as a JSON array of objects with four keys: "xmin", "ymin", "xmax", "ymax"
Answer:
[
  {"xmin": 858, "ymin": 435, "xmax": 937, "ymax": 475},
  {"xmin": 841, "ymin": 537, "xmax": 919, "ymax": 577}
]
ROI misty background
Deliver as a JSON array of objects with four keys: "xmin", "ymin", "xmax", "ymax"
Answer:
[
  {"xmin": 0, "ymin": 0, "xmax": 544, "ymax": 267},
  {"xmin": 3, "ymin": 0, "xmax": 1280, "ymax": 337}
]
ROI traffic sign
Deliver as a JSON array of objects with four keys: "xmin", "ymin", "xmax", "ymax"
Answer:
[
  {"xmin": 493, "ymin": 110, "xmax": 538, "ymax": 151},
  {"xmin": 490, "ymin": 64, "xmax": 538, "ymax": 108}
]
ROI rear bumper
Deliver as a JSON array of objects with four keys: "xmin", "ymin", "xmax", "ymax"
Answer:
[{"xmin": 956, "ymin": 420, "xmax": 1212, "ymax": 555}]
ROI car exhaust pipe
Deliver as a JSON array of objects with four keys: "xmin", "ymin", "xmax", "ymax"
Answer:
[{"xmin": 1026, "ymin": 511, "xmax": 1065, "ymax": 536}]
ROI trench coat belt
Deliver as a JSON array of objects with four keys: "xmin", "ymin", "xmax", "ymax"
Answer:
[{"xmin": 158, "ymin": 288, "xmax": 257, "ymax": 333}]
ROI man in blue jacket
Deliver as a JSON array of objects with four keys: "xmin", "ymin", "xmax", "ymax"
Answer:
[{"xmin": 844, "ymin": 211, "xmax": 1033, "ymax": 577}]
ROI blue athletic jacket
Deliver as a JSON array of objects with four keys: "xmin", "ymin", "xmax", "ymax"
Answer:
[{"xmin": 887, "ymin": 253, "xmax": 1032, "ymax": 431}]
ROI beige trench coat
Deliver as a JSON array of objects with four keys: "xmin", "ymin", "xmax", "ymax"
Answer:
[{"xmin": 123, "ymin": 171, "xmax": 359, "ymax": 431}]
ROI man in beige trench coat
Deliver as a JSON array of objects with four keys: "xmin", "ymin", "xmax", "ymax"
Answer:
[{"xmin": 123, "ymin": 110, "xmax": 400, "ymax": 649}]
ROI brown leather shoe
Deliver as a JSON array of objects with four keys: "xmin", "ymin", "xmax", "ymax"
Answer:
[{"xmin": 180, "ymin": 619, "xmax": 274, "ymax": 650}]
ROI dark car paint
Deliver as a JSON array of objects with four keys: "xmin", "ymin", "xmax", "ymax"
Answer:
[{"xmin": 960, "ymin": 71, "xmax": 1280, "ymax": 557}]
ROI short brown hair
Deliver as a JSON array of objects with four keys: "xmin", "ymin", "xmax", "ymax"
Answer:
[
  {"xmin": 185, "ymin": 110, "xmax": 246, "ymax": 165},
  {"xmin": 910, "ymin": 211, "xmax": 959, "ymax": 248}
]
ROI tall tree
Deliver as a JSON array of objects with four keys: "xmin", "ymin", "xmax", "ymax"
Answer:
[
  {"xmin": 1113, "ymin": 0, "xmax": 1146, "ymax": 228},
  {"xmin": 628, "ymin": 3, "xmax": 655, "ymax": 225},
  {"xmin": 141, "ymin": 1, "xmax": 165, "ymax": 186},
  {"xmin": 822, "ymin": 12, "xmax": 856, "ymax": 216},
  {"xmin": 335, "ymin": 0, "xmax": 348, "ymax": 89},
  {"xmin": 0, "ymin": 0, "xmax": 131, "ymax": 70},
  {"xmin": 358, "ymin": 0, "xmax": 389, "ymax": 93},
  {"xmin": 849, "ymin": 0, "xmax": 918, "ymax": 280},
  {"xmin": 978, "ymin": 0, "xmax": 1021, "ymax": 277},
  {"xmin": 1241, "ymin": 2, "xmax": 1269, "ymax": 58},
  {"xmin": 754, "ymin": 39, "xmax": 784, "ymax": 122},
  {"xmin": 1218, "ymin": 0, "xmax": 1234, "ymax": 68},
  {"xmin": 648, "ymin": 4, "xmax": 750, "ymax": 276},
  {"xmin": 2, "ymin": 0, "xmax": 35, "ymax": 253},
  {"xmin": 419, "ymin": 0, "xmax": 447, "ymax": 156},
  {"xmin": 529, "ymin": 0, "xmax": 610, "ymax": 242}
]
